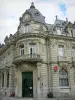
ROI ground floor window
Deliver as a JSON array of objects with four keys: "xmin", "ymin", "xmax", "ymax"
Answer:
[
  {"xmin": 7, "ymin": 72, "xmax": 9, "ymax": 87},
  {"xmin": 59, "ymin": 69, "xmax": 69, "ymax": 86},
  {"xmin": 2, "ymin": 73, "xmax": 4, "ymax": 87}
]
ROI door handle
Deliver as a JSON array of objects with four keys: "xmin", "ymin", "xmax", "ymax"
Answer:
[{"xmin": 30, "ymin": 87, "xmax": 32, "ymax": 89}]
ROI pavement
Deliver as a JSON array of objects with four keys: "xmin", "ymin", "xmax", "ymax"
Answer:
[{"xmin": 0, "ymin": 95, "xmax": 75, "ymax": 100}]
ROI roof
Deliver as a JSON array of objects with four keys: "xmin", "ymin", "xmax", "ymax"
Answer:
[{"xmin": 25, "ymin": 2, "xmax": 45, "ymax": 23}]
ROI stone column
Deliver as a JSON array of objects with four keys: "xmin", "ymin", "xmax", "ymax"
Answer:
[{"xmin": 37, "ymin": 62, "xmax": 41, "ymax": 98}]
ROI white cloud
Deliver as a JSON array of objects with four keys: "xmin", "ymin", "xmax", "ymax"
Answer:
[{"xmin": 0, "ymin": 0, "xmax": 75, "ymax": 43}]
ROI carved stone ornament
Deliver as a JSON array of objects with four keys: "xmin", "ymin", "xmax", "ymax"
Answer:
[
  {"xmin": 59, "ymin": 64, "xmax": 68, "ymax": 70},
  {"xmin": 4, "ymin": 36, "xmax": 9, "ymax": 42},
  {"xmin": 39, "ymin": 26, "xmax": 43, "ymax": 31}
]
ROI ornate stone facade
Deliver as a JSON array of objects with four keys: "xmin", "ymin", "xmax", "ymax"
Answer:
[{"xmin": 0, "ymin": 2, "xmax": 75, "ymax": 98}]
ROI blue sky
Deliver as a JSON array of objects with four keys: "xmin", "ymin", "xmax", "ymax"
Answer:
[
  {"xmin": 59, "ymin": 3, "xmax": 67, "ymax": 16},
  {"xmin": 0, "ymin": 0, "xmax": 75, "ymax": 43}
]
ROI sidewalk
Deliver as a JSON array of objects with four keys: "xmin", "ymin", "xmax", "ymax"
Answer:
[{"xmin": 0, "ymin": 95, "xmax": 75, "ymax": 100}]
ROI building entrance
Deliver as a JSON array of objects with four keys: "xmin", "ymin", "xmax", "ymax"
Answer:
[{"xmin": 22, "ymin": 72, "xmax": 33, "ymax": 97}]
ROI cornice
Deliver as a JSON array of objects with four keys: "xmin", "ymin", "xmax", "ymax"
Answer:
[
  {"xmin": 47, "ymin": 34, "xmax": 75, "ymax": 41},
  {"xmin": 15, "ymin": 33, "xmax": 47, "ymax": 42},
  {"xmin": 1, "ymin": 32, "xmax": 75, "ymax": 56}
]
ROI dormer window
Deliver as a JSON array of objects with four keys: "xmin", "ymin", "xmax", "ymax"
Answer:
[
  {"xmin": 57, "ymin": 28, "xmax": 62, "ymax": 35},
  {"xmin": 25, "ymin": 24, "xmax": 30, "ymax": 33},
  {"xmin": 25, "ymin": 14, "xmax": 30, "ymax": 21},
  {"xmin": 35, "ymin": 12, "xmax": 40, "ymax": 16}
]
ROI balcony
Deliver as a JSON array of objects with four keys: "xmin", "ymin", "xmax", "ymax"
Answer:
[
  {"xmin": 13, "ymin": 54, "xmax": 42, "ymax": 64},
  {"xmin": 57, "ymin": 56, "xmax": 67, "ymax": 64}
]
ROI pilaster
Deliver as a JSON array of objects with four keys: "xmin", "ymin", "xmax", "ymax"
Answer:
[
  {"xmin": 37, "ymin": 62, "xmax": 41, "ymax": 97},
  {"xmin": 9, "ymin": 64, "xmax": 16, "ymax": 95}
]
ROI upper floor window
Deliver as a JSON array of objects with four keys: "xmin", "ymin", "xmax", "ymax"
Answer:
[
  {"xmin": 25, "ymin": 14, "xmax": 30, "ymax": 20},
  {"xmin": 71, "ymin": 30, "xmax": 73, "ymax": 37},
  {"xmin": 20, "ymin": 44, "xmax": 24, "ymax": 55},
  {"xmin": 25, "ymin": 25, "xmax": 30, "ymax": 33},
  {"xmin": 59, "ymin": 69, "xmax": 69, "ymax": 86},
  {"xmin": 58, "ymin": 45, "xmax": 64, "ymax": 56},
  {"xmin": 35, "ymin": 12, "xmax": 40, "ymax": 16},
  {"xmin": 72, "ymin": 47, "xmax": 75, "ymax": 57},
  {"xmin": 29, "ymin": 43, "xmax": 36, "ymax": 55}
]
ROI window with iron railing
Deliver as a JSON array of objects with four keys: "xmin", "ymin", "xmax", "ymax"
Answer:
[
  {"xmin": 29, "ymin": 43, "xmax": 36, "ymax": 57},
  {"xmin": 20, "ymin": 44, "xmax": 24, "ymax": 56}
]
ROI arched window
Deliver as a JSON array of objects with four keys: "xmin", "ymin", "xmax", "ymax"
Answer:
[
  {"xmin": 2, "ymin": 73, "xmax": 4, "ymax": 87},
  {"xmin": 7, "ymin": 72, "xmax": 9, "ymax": 87},
  {"xmin": 59, "ymin": 69, "xmax": 69, "ymax": 86}
]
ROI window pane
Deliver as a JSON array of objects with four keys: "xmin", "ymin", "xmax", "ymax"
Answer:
[
  {"xmin": 25, "ymin": 25, "xmax": 30, "ymax": 33},
  {"xmin": 58, "ymin": 45, "xmax": 64, "ymax": 56},
  {"xmin": 20, "ymin": 44, "xmax": 24, "ymax": 55},
  {"xmin": 7, "ymin": 73, "xmax": 9, "ymax": 87},
  {"xmin": 2, "ymin": 73, "xmax": 4, "ymax": 87},
  {"xmin": 29, "ymin": 44, "xmax": 36, "ymax": 54},
  {"xmin": 59, "ymin": 70, "xmax": 69, "ymax": 86},
  {"xmin": 57, "ymin": 28, "xmax": 62, "ymax": 35}
]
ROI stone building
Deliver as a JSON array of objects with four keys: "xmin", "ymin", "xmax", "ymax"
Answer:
[{"xmin": 0, "ymin": 2, "xmax": 75, "ymax": 98}]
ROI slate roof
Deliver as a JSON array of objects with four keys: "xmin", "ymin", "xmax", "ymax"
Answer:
[{"xmin": 27, "ymin": 2, "xmax": 45, "ymax": 23}]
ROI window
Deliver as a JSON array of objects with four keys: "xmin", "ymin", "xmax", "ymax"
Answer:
[
  {"xmin": 7, "ymin": 72, "xmax": 9, "ymax": 87},
  {"xmin": 2, "ymin": 73, "xmax": 4, "ymax": 87},
  {"xmin": 71, "ymin": 30, "xmax": 73, "ymax": 37},
  {"xmin": 35, "ymin": 12, "xmax": 40, "ymax": 16},
  {"xmin": 74, "ymin": 72, "xmax": 75, "ymax": 81},
  {"xmin": 25, "ymin": 25, "xmax": 30, "ymax": 33},
  {"xmin": 20, "ymin": 44, "xmax": 24, "ymax": 55},
  {"xmin": 29, "ymin": 43, "xmax": 36, "ymax": 55},
  {"xmin": 57, "ymin": 28, "xmax": 62, "ymax": 35},
  {"xmin": 72, "ymin": 47, "xmax": 75, "ymax": 57},
  {"xmin": 25, "ymin": 14, "xmax": 30, "ymax": 20},
  {"xmin": 59, "ymin": 69, "xmax": 69, "ymax": 86},
  {"xmin": 58, "ymin": 45, "xmax": 64, "ymax": 56}
]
